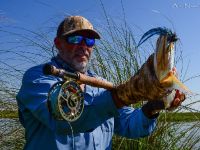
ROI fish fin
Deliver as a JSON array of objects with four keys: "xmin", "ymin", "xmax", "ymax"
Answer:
[
  {"xmin": 161, "ymin": 73, "xmax": 192, "ymax": 94},
  {"xmin": 171, "ymin": 74, "xmax": 192, "ymax": 94}
]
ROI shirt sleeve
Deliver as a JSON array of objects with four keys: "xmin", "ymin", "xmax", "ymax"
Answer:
[
  {"xmin": 114, "ymin": 106, "xmax": 157, "ymax": 138},
  {"xmin": 16, "ymin": 65, "xmax": 119, "ymax": 135}
]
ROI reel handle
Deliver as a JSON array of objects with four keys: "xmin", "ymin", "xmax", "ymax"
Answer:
[{"xmin": 43, "ymin": 64, "xmax": 114, "ymax": 90}]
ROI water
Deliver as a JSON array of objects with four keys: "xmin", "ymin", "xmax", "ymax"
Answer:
[
  {"xmin": 174, "ymin": 122, "xmax": 200, "ymax": 149},
  {"xmin": 0, "ymin": 119, "xmax": 200, "ymax": 149}
]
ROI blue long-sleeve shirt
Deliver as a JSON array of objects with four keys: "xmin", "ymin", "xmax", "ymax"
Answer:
[{"xmin": 16, "ymin": 58, "xmax": 157, "ymax": 150}]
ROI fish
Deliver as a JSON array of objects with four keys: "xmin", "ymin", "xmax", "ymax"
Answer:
[{"xmin": 138, "ymin": 27, "xmax": 191, "ymax": 107}]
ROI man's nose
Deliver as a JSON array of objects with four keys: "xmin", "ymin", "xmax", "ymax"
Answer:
[
  {"xmin": 78, "ymin": 40, "xmax": 88, "ymax": 53},
  {"xmin": 79, "ymin": 39, "xmax": 87, "ymax": 47}
]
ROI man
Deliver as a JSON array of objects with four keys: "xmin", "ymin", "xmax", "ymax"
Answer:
[{"xmin": 16, "ymin": 16, "xmax": 185, "ymax": 150}]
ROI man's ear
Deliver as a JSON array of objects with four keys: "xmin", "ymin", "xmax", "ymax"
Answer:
[{"xmin": 54, "ymin": 37, "xmax": 62, "ymax": 50}]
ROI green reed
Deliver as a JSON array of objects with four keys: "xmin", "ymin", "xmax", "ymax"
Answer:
[
  {"xmin": 89, "ymin": 11, "xmax": 200, "ymax": 149},
  {"xmin": 1, "ymin": 2, "xmax": 200, "ymax": 149}
]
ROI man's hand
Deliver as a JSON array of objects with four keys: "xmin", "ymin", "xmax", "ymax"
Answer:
[
  {"xmin": 142, "ymin": 90, "xmax": 186, "ymax": 118},
  {"xmin": 166, "ymin": 90, "xmax": 186, "ymax": 111}
]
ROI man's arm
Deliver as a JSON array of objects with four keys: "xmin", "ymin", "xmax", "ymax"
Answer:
[
  {"xmin": 114, "ymin": 93, "xmax": 185, "ymax": 138},
  {"xmin": 17, "ymin": 65, "xmax": 119, "ymax": 135},
  {"xmin": 114, "ymin": 106, "xmax": 157, "ymax": 138}
]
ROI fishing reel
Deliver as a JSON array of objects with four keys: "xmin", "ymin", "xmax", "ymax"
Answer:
[
  {"xmin": 43, "ymin": 64, "xmax": 113, "ymax": 122},
  {"xmin": 47, "ymin": 79, "xmax": 84, "ymax": 122}
]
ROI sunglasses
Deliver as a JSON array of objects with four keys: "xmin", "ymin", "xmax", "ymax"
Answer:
[{"xmin": 66, "ymin": 36, "xmax": 95, "ymax": 47}]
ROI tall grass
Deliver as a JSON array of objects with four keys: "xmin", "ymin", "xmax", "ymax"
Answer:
[
  {"xmin": 0, "ymin": 26, "xmax": 54, "ymax": 149},
  {"xmin": 0, "ymin": 4, "xmax": 200, "ymax": 150},
  {"xmin": 89, "ymin": 10, "xmax": 200, "ymax": 149}
]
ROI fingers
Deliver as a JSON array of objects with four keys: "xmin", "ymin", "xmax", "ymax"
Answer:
[
  {"xmin": 172, "ymin": 67, "xmax": 177, "ymax": 73},
  {"xmin": 175, "ymin": 90, "xmax": 186, "ymax": 102},
  {"xmin": 167, "ymin": 90, "xmax": 186, "ymax": 111},
  {"xmin": 171, "ymin": 98, "xmax": 182, "ymax": 107},
  {"xmin": 172, "ymin": 67, "xmax": 179, "ymax": 78},
  {"xmin": 180, "ymin": 92, "xmax": 186, "ymax": 102}
]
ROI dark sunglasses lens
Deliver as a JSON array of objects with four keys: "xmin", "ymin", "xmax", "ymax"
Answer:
[
  {"xmin": 85, "ymin": 38, "xmax": 95, "ymax": 46},
  {"xmin": 67, "ymin": 36, "xmax": 83, "ymax": 44}
]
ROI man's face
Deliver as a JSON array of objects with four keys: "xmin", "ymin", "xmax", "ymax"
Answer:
[{"xmin": 55, "ymin": 32, "xmax": 94, "ymax": 73}]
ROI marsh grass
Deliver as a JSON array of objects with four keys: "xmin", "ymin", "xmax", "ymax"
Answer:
[
  {"xmin": 1, "ymin": 28, "xmax": 200, "ymax": 150},
  {"xmin": 0, "ymin": 3, "xmax": 200, "ymax": 150},
  {"xmin": 0, "ymin": 26, "xmax": 54, "ymax": 150},
  {"xmin": 0, "ymin": 118, "xmax": 25, "ymax": 150},
  {"xmin": 89, "ymin": 3, "xmax": 200, "ymax": 148}
]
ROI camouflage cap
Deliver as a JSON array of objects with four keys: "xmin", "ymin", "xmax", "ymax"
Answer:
[{"xmin": 57, "ymin": 16, "xmax": 100, "ymax": 39}]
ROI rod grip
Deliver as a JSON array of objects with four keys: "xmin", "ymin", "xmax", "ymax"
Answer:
[
  {"xmin": 78, "ymin": 73, "xmax": 114, "ymax": 90},
  {"xmin": 43, "ymin": 64, "xmax": 114, "ymax": 90}
]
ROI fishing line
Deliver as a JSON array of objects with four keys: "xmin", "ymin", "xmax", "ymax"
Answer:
[{"xmin": 67, "ymin": 122, "xmax": 75, "ymax": 150}]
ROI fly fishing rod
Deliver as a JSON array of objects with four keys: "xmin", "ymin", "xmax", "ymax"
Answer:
[
  {"xmin": 43, "ymin": 64, "xmax": 114, "ymax": 90},
  {"xmin": 43, "ymin": 64, "xmax": 114, "ymax": 122}
]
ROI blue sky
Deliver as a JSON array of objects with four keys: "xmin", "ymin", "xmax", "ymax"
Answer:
[{"xmin": 1, "ymin": 0, "xmax": 200, "ymax": 110}]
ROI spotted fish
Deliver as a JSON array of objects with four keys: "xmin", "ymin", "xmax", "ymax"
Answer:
[{"xmin": 138, "ymin": 27, "xmax": 191, "ymax": 107}]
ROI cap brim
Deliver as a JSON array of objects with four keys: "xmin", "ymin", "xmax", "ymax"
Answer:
[{"xmin": 62, "ymin": 29, "xmax": 100, "ymax": 39}]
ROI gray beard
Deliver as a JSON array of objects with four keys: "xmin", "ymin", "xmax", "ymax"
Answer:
[
  {"xmin": 57, "ymin": 54, "xmax": 89, "ymax": 73},
  {"xmin": 71, "ymin": 61, "xmax": 88, "ymax": 73}
]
